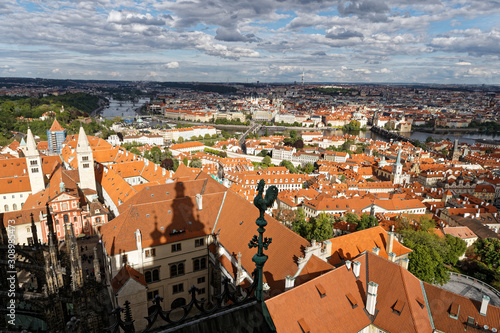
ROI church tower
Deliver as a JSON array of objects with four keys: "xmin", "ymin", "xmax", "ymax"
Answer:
[
  {"xmin": 76, "ymin": 126, "xmax": 96, "ymax": 191},
  {"xmin": 26, "ymin": 127, "xmax": 45, "ymax": 194},
  {"xmin": 392, "ymin": 144, "xmax": 403, "ymax": 185},
  {"xmin": 452, "ymin": 139, "xmax": 461, "ymax": 162}
]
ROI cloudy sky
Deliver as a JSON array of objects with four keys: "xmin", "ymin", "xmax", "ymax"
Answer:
[{"xmin": 1, "ymin": 0, "xmax": 499, "ymax": 84}]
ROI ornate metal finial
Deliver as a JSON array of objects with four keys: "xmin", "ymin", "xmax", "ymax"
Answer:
[{"xmin": 249, "ymin": 179, "xmax": 278, "ymax": 302}]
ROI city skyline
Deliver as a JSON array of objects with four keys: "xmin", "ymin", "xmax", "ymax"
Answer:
[{"xmin": 1, "ymin": 0, "xmax": 499, "ymax": 84}]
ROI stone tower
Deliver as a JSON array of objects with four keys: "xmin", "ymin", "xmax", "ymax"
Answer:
[
  {"xmin": 76, "ymin": 126, "xmax": 97, "ymax": 191},
  {"xmin": 452, "ymin": 139, "xmax": 461, "ymax": 162},
  {"xmin": 26, "ymin": 127, "xmax": 45, "ymax": 194},
  {"xmin": 392, "ymin": 144, "xmax": 403, "ymax": 185}
]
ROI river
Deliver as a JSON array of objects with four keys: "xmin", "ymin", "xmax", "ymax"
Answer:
[
  {"xmin": 258, "ymin": 127, "xmax": 500, "ymax": 145},
  {"xmin": 100, "ymin": 98, "xmax": 150, "ymax": 119}
]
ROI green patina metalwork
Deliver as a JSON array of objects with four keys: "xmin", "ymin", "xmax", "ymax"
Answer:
[{"xmin": 249, "ymin": 179, "xmax": 278, "ymax": 331}]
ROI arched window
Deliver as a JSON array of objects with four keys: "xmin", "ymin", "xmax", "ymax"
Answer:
[
  {"xmin": 145, "ymin": 271, "xmax": 152, "ymax": 284},
  {"xmin": 63, "ymin": 214, "xmax": 69, "ymax": 223},
  {"xmin": 177, "ymin": 263, "xmax": 184, "ymax": 275},
  {"xmin": 171, "ymin": 298, "xmax": 185, "ymax": 309},
  {"xmin": 13, "ymin": 204, "xmax": 17, "ymax": 210},
  {"xmin": 152, "ymin": 269, "xmax": 159, "ymax": 281},
  {"xmin": 4, "ymin": 205, "xmax": 8, "ymax": 212}
]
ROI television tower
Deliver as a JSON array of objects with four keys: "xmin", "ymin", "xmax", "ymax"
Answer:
[{"xmin": 301, "ymin": 69, "xmax": 304, "ymax": 86}]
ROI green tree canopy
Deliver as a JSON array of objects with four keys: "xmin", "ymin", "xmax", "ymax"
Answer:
[
  {"xmin": 402, "ymin": 229, "xmax": 452, "ymax": 285},
  {"xmin": 280, "ymin": 160, "xmax": 297, "ymax": 174},
  {"xmin": 356, "ymin": 213, "xmax": 379, "ymax": 231},
  {"xmin": 474, "ymin": 238, "xmax": 500, "ymax": 269},
  {"xmin": 262, "ymin": 155, "xmax": 272, "ymax": 165},
  {"xmin": 189, "ymin": 158, "xmax": 203, "ymax": 168},
  {"xmin": 292, "ymin": 212, "xmax": 334, "ymax": 242}
]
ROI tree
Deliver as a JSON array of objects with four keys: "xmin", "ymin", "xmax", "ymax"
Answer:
[
  {"xmin": 474, "ymin": 238, "xmax": 500, "ymax": 269},
  {"xmin": 441, "ymin": 148, "xmax": 448, "ymax": 156},
  {"xmin": 292, "ymin": 212, "xmax": 334, "ymax": 242},
  {"xmin": 177, "ymin": 137, "xmax": 184, "ymax": 143},
  {"xmin": 280, "ymin": 160, "xmax": 297, "ymax": 174},
  {"xmin": 402, "ymin": 229, "xmax": 450, "ymax": 285},
  {"xmin": 293, "ymin": 139, "xmax": 304, "ymax": 149},
  {"xmin": 160, "ymin": 158, "xmax": 175, "ymax": 170},
  {"xmin": 150, "ymin": 146, "xmax": 162, "ymax": 163},
  {"xmin": 112, "ymin": 116, "xmax": 123, "ymax": 123},
  {"xmin": 444, "ymin": 234, "xmax": 467, "ymax": 265},
  {"xmin": 130, "ymin": 148, "xmax": 141, "ymax": 156},
  {"xmin": 303, "ymin": 163, "xmax": 314, "ymax": 174},
  {"xmin": 408, "ymin": 244, "xmax": 449, "ymax": 285},
  {"xmin": 418, "ymin": 215, "xmax": 435, "ymax": 232},
  {"xmin": 189, "ymin": 158, "xmax": 203, "ymax": 168},
  {"xmin": 262, "ymin": 155, "xmax": 272, "ymax": 166},
  {"xmin": 426, "ymin": 136, "xmax": 434, "ymax": 143},
  {"xmin": 356, "ymin": 213, "xmax": 378, "ymax": 231},
  {"xmin": 257, "ymin": 149, "xmax": 268, "ymax": 157},
  {"xmin": 182, "ymin": 157, "xmax": 188, "ymax": 166},
  {"xmin": 344, "ymin": 212, "xmax": 360, "ymax": 224}
]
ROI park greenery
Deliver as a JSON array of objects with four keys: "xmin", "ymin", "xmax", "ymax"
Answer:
[
  {"xmin": 292, "ymin": 210, "xmax": 334, "ymax": 242},
  {"xmin": 204, "ymin": 147, "xmax": 227, "ymax": 158},
  {"xmin": 342, "ymin": 120, "xmax": 366, "ymax": 132},
  {"xmin": 0, "ymin": 93, "xmax": 112, "ymax": 145},
  {"xmin": 311, "ymin": 87, "xmax": 359, "ymax": 96}
]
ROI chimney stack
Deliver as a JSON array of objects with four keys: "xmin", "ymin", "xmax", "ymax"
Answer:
[
  {"xmin": 401, "ymin": 257, "xmax": 409, "ymax": 269},
  {"xmin": 285, "ymin": 275, "xmax": 295, "ymax": 290},
  {"xmin": 195, "ymin": 193, "xmax": 203, "ymax": 210},
  {"xmin": 345, "ymin": 260, "xmax": 352, "ymax": 271},
  {"xmin": 386, "ymin": 231, "xmax": 394, "ymax": 255},
  {"xmin": 389, "ymin": 252, "xmax": 396, "ymax": 262},
  {"xmin": 366, "ymin": 281, "xmax": 378, "ymax": 316},
  {"xmin": 373, "ymin": 247, "xmax": 380, "ymax": 255},
  {"xmin": 480, "ymin": 295, "xmax": 490, "ymax": 316},
  {"xmin": 353, "ymin": 261, "xmax": 361, "ymax": 278}
]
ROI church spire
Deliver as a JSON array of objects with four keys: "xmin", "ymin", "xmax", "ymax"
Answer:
[
  {"xmin": 77, "ymin": 125, "xmax": 91, "ymax": 152},
  {"xmin": 76, "ymin": 125, "xmax": 97, "ymax": 191},
  {"xmin": 25, "ymin": 127, "xmax": 39, "ymax": 157}
]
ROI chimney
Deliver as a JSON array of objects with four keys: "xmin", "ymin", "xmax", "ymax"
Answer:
[
  {"xmin": 366, "ymin": 281, "xmax": 378, "ymax": 316},
  {"xmin": 480, "ymin": 295, "xmax": 490, "ymax": 316},
  {"xmin": 345, "ymin": 260, "xmax": 352, "ymax": 271},
  {"xmin": 373, "ymin": 247, "xmax": 380, "ymax": 255},
  {"xmin": 386, "ymin": 231, "xmax": 394, "ymax": 255},
  {"xmin": 323, "ymin": 240, "xmax": 332, "ymax": 257},
  {"xmin": 401, "ymin": 257, "xmax": 409, "ymax": 269},
  {"xmin": 353, "ymin": 261, "xmax": 361, "ymax": 278},
  {"xmin": 195, "ymin": 194, "xmax": 202, "ymax": 210},
  {"xmin": 285, "ymin": 275, "xmax": 295, "ymax": 290},
  {"xmin": 135, "ymin": 229, "xmax": 142, "ymax": 251},
  {"xmin": 388, "ymin": 252, "xmax": 396, "ymax": 262}
]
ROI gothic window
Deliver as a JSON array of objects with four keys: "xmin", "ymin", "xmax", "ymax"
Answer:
[
  {"xmin": 193, "ymin": 257, "xmax": 207, "ymax": 272},
  {"xmin": 170, "ymin": 262, "xmax": 184, "ymax": 277},
  {"xmin": 147, "ymin": 290, "xmax": 159, "ymax": 300},
  {"xmin": 145, "ymin": 268, "xmax": 160, "ymax": 283}
]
